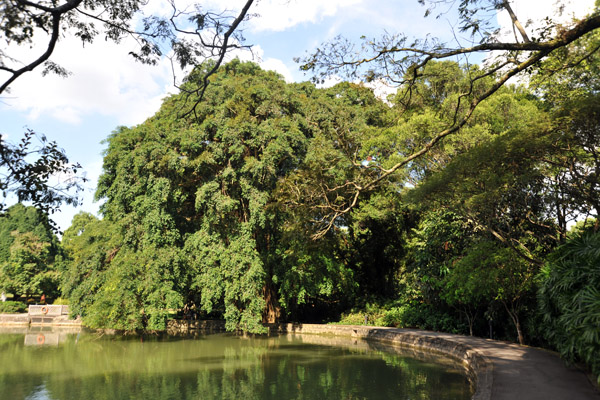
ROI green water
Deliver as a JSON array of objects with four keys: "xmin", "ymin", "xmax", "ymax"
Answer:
[{"xmin": 0, "ymin": 329, "xmax": 472, "ymax": 400}]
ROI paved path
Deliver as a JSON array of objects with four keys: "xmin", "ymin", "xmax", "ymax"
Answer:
[{"xmin": 413, "ymin": 330, "xmax": 599, "ymax": 400}]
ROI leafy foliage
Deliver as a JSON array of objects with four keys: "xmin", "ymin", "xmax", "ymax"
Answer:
[
  {"xmin": 0, "ymin": 204, "xmax": 62, "ymax": 298},
  {"xmin": 532, "ymin": 30, "xmax": 600, "ymax": 224},
  {"xmin": 538, "ymin": 227, "xmax": 600, "ymax": 384},
  {"xmin": 0, "ymin": 300, "xmax": 26, "ymax": 313},
  {"xmin": 64, "ymin": 61, "xmax": 379, "ymax": 332},
  {"xmin": 297, "ymin": 1, "xmax": 600, "ymax": 233},
  {"xmin": 0, "ymin": 130, "xmax": 84, "ymax": 216}
]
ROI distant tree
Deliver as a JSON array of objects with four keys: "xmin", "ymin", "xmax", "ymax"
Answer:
[
  {"xmin": 0, "ymin": 204, "xmax": 61, "ymax": 298},
  {"xmin": 0, "ymin": 203, "xmax": 58, "ymax": 260},
  {"xmin": 448, "ymin": 239, "xmax": 537, "ymax": 345},
  {"xmin": 404, "ymin": 210, "xmax": 477, "ymax": 331},
  {"xmin": 0, "ymin": 230, "xmax": 59, "ymax": 298}
]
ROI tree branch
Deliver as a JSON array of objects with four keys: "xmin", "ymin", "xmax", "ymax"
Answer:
[
  {"xmin": 502, "ymin": 0, "xmax": 531, "ymax": 43},
  {"xmin": 0, "ymin": 0, "xmax": 84, "ymax": 95},
  {"xmin": 176, "ymin": 0, "xmax": 256, "ymax": 120}
]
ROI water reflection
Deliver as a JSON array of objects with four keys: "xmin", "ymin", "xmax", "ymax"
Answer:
[{"xmin": 0, "ymin": 328, "xmax": 472, "ymax": 400}]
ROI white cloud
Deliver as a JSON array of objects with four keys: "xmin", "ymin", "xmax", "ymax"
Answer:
[
  {"xmin": 1, "ymin": 32, "xmax": 173, "ymax": 126},
  {"xmin": 364, "ymin": 79, "xmax": 396, "ymax": 104},
  {"xmin": 232, "ymin": 44, "xmax": 295, "ymax": 81},
  {"xmin": 248, "ymin": 0, "xmax": 364, "ymax": 32},
  {"xmin": 259, "ymin": 58, "xmax": 295, "ymax": 82},
  {"xmin": 317, "ymin": 75, "xmax": 343, "ymax": 89},
  {"xmin": 187, "ymin": 0, "xmax": 364, "ymax": 32},
  {"xmin": 142, "ymin": 0, "xmax": 365, "ymax": 35}
]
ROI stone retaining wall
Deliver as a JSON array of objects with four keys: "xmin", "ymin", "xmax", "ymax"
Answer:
[
  {"xmin": 29, "ymin": 305, "xmax": 69, "ymax": 316},
  {"xmin": 166, "ymin": 319, "xmax": 226, "ymax": 335},
  {"xmin": 0, "ymin": 309, "xmax": 80, "ymax": 327},
  {"xmin": 0, "ymin": 313, "xmax": 29, "ymax": 326}
]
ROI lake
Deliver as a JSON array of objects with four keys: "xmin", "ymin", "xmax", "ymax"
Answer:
[{"xmin": 0, "ymin": 327, "xmax": 472, "ymax": 399}]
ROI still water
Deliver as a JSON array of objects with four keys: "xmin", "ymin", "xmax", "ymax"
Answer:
[{"xmin": 0, "ymin": 328, "xmax": 472, "ymax": 400}]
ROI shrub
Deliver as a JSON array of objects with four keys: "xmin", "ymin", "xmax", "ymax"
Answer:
[
  {"xmin": 0, "ymin": 300, "xmax": 27, "ymax": 314},
  {"xmin": 52, "ymin": 297, "xmax": 69, "ymax": 305},
  {"xmin": 538, "ymin": 228, "xmax": 600, "ymax": 384},
  {"xmin": 334, "ymin": 302, "xmax": 387, "ymax": 325},
  {"xmin": 379, "ymin": 302, "xmax": 467, "ymax": 334},
  {"xmin": 333, "ymin": 300, "xmax": 467, "ymax": 335}
]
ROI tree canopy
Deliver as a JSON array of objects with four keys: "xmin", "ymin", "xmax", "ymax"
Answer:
[
  {"xmin": 299, "ymin": 0, "xmax": 600, "ymax": 234},
  {"xmin": 63, "ymin": 61, "xmax": 376, "ymax": 332}
]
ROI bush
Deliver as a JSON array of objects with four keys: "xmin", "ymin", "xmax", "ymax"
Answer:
[
  {"xmin": 538, "ymin": 228, "xmax": 600, "ymax": 385},
  {"xmin": 0, "ymin": 300, "xmax": 27, "ymax": 314},
  {"xmin": 332, "ymin": 300, "xmax": 467, "ymax": 335},
  {"xmin": 52, "ymin": 297, "xmax": 69, "ymax": 305},
  {"xmin": 379, "ymin": 302, "xmax": 467, "ymax": 334},
  {"xmin": 334, "ymin": 302, "xmax": 387, "ymax": 326}
]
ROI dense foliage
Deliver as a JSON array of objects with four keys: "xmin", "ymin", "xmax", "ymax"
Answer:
[
  {"xmin": 61, "ymin": 61, "xmax": 376, "ymax": 332},
  {"xmin": 0, "ymin": 204, "xmax": 62, "ymax": 299},
  {"xmin": 1, "ymin": 0, "xmax": 598, "ymax": 387},
  {"xmin": 0, "ymin": 300, "xmax": 27, "ymax": 313},
  {"xmin": 538, "ymin": 226, "xmax": 600, "ymax": 384}
]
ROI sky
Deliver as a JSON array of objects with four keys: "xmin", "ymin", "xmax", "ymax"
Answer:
[{"xmin": 0, "ymin": 0, "xmax": 595, "ymax": 233}]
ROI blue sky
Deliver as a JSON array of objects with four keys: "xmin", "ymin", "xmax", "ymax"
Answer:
[{"xmin": 0, "ymin": 0, "xmax": 594, "ymax": 232}]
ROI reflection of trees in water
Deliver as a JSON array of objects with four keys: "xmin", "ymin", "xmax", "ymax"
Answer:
[{"xmin": 0, "ymin": 333, "xmax": 471, "ymax": 400}]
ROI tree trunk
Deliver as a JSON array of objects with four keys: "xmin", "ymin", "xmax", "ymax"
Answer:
[
  {"xmin": 515, "ymin": 318, "xmax": 524, "ymax": 346},
  {"xmin": 503, "ymin": 301, "xmax": 525, "ymax": 345},
  {"xmin": 465, "ymin": 310, "xmax": 474, "ymax": 336},
  {"xmin": 460, "ymin": 306, "xmax": 476, "ymax": 336},
  {"xmin": 262, "ymin": 281, "xmax": 280, "ymax": 324}
]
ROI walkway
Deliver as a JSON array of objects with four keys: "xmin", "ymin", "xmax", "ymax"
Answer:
[{"xmin": 409, "ymin": 329, "xmax": 599, "ymax": 400}]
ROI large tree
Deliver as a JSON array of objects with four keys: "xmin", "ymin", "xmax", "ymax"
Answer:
[{"xmin": 64, "ymin": 61, "xmax": 371, "ymax": 332}]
